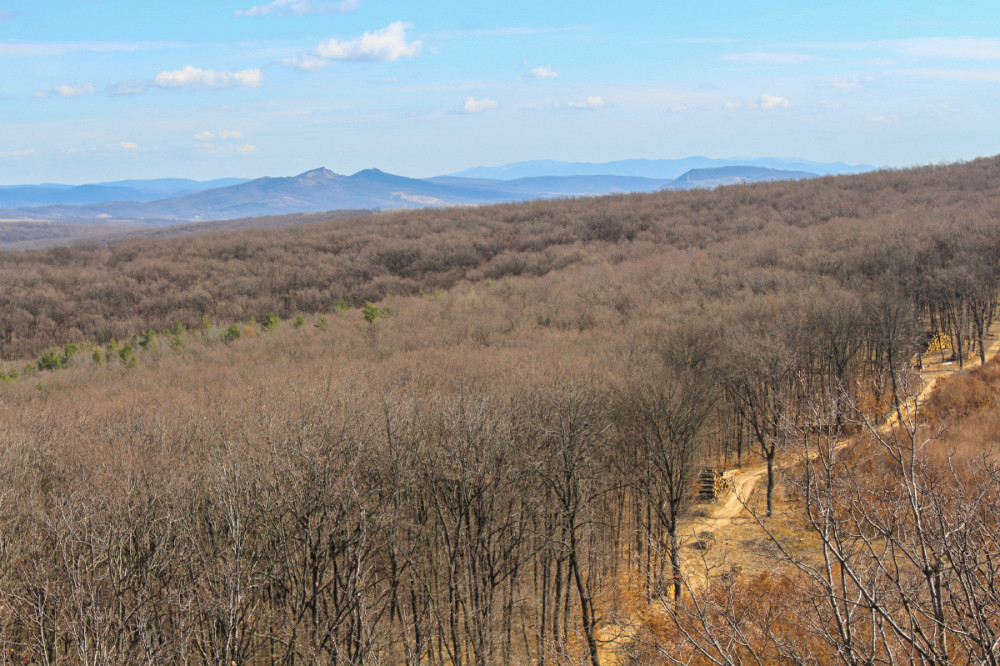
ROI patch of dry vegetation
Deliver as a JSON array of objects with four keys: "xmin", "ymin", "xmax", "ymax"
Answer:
[
  {"xmin": 0, "ymin": 158, "xmax": 997, "ymax": 662},
  {"xmin": 3, "ymin": 157, "xmax": 1000, "ymax": 360}
]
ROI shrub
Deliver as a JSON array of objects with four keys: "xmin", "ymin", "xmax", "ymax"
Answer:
[
  {"xmin": 119, "ymin": 343, "xmax": 136, "ymax": 368},
  {"xmin": 315, "ymin": 315, "xmax": 329, "ymax": 331},
  {"xmin": 140, "ymin": 329, "xmax": 159, "ymax": 351},
  {"xmin": 39, "ymin": 349, "xmax": 63, "ymax": 371},
  {"xmin": 363, "ymin": 301, "xmax": 387, "ymax": 324},
  {"xmin": 220, "ymin": 324, "xmax": 242, "ymax": 344},
  {"xmin": 263, "ymin": 313, "xmax": 281, "ymax": 331},
  {"xmin": 293, "ymin": 314, "xmax": 305, "ymax": 328}
]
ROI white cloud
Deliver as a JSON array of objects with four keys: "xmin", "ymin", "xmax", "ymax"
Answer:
[
  {"xmin": 49, "ymin": 84, "xmax": 97, "ymax": 98},
  {"xmin": 721, "ymin": 52, "xmax": 816, "ymax": 65},
  {"xmin": 786, "ymin": 36, "xmax": 1000, "ymax": 63},
  {"xmin": 0, "ymin": 149, "xmax": 35, "ymax": 158},
  {"xmin": 0, "ymin": 40, "xmax": 182, "ymax": 57},
  {"xmin": 830, "ymin": 76, "xmax": 862, "ymax": 92},
  {"xmin": 568, "ymin": 96, "xmax": 605, "ymax": 109},
  {"xmin": 437, "ymin": 26, "xmax": 578, "ymax": 39},
  {"xmin": 313, "ymin": 22, "xmax": 421, "ymax": 62},
  {"xmin": 896, "ymin": 37, "xmax": 1000, "ymax": 60},
  {"xmin": 197, "ymin": 143, "xmax": 260, "ymax": 155},
  {"xmin": 758, "ymin": 94, "xmax": 790, "ymax": 109},
  {"xmin": 31, "ymin": 91, "xmax": 49, "ymax": 99},
  {"xmin": 152, "ymin": 66, "xmax": 262, "ymax": 89},
  {"xmin": 520, "ymin": 65, "xmax": 558, "ymax": 80},
  {"xmin": 669, "ymin": 37, "xmax": 738, "ymax": 44},
  {"xmin": 195, "ymin": 131, "xmax": 245, "ymax": 142},
  {"xmin": 463, "ymin": 97, "xmax": 498, "ymax": 113},
  {"xmin": 109, "ymin": 80, "xmax": 147, "ymax": 95},
  {"xmin": 723, "ymin": 95, "xmax": 789, "ymax": 110},
  {"xmin": 670, "ymin": 105, "xmax": 689, "ymax": 113},
  {"xmin": 900, "ymin": 68, "xmax": 1000, "ymax": 82},
  {"xmin": 235, "ymin": 0, "xmax": 360, "ymax": 17},
  {"xmin": 282, "ymin": 54, "xmax": 330, "ymax": 72},
  {"xmin": 119, "ymin": 142, "xmax": 138, "ymax": 150}
]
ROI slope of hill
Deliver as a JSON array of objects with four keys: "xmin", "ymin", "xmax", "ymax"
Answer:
[
  {"xmin": 0, "ymin": 155, "xmax": 997, "ymax": 360},
  {"xmin": 0, "ymin": 209, "xmax": 377, "ymax": 251},
  {"xmin": 0, "ymin": 156, "xmax": 997, "ymax": 665}
]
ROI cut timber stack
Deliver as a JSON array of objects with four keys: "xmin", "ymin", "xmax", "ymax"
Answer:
[
  {"xmin": 925, "ymin": 332, "xmax": 952, "ymax": 354},
  {"xmin": 696, "ymin": 467, "xmax": 718, "ymax": 501}
]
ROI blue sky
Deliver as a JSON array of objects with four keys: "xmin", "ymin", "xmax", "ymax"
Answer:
[{"xmin": 3, "ymin": 0, "xmax": 1000, "ymax": 183}]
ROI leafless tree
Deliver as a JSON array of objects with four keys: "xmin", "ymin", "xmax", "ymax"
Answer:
[{"xmin": 616, "ymin": 327, "xmax": 716, "ymax": 602}]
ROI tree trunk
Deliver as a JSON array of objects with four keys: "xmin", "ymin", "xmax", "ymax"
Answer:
[
  {"xmin": 766, "ymin": 449, "xmax": 775, "ymax": 517},
  {"xmin": 670, "ymin": 529, "xmax": 681, "ymax": 603},
  {"xmin": 569, "ymin": 547, "xmax": 601, "ymax": 666}
]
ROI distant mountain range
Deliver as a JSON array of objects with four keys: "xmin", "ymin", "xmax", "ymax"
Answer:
[
  {"xmin": 451, "ymin": 157, "xmax": 874, "ymax": 180},
  {"xmin": 0, "ymin": 159, "xmax": 864, "ymax": 223},
  {"xmin": 0, "ymin": 178, "xmax": 250, "ymax": 208}
]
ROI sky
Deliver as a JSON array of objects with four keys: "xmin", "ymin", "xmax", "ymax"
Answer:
[{"xmin": 3, "ymin": 0, "xmax": 1000, "ymax": 184}]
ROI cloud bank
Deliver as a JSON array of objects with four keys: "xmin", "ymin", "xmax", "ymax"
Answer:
[
  {"xmin": 521, "ymin": 65, "xmax": 559, "ymax": 80},
  {"xmin": 568, "ymin": 96, "xmax": 605, "ymax": 109},
  {"xmin": 284, "ymin": 22, "xmax": 421, "ymax": 71},
  {"xmin": 152, "ymin": 66, "xmax": 262, "ymax": 89},
  {"xmin": 235, "ymin": 0, "xmax": 360, "ymax": 17},
  {"xmin": 463, "ymin": 97, "xmax": 498, "ymax": 113},
  {"xmin": 35, "ymin": 84, "xmax": 97, "ymax": 98},
  {"xmin": 315, "ymin": 22, "xmax": 421, "ymax": 62},
  {"xmin": 721, "ymin": 52, "xmax": 816, "ymax": 65},
  {"xmin": 195, "ymin": 131, "xmax": 246, "ymax": 142},
  {"xmin": 758, "ymin": 94, "xmax": 790, "ymax": 109}
]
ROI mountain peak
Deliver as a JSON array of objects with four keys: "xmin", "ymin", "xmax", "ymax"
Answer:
[
  {"xmin": 351, "ymin": 168, "xmax": 386, "ymax": 177},
  {"xmin": 297, "ymin": 167, "xmax": 339, "ymax": 179}
]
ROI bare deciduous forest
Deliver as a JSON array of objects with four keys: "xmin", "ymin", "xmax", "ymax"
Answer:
[{"xmin": 0, "ymin": 157, "xmax": 999, "ymax": 663}]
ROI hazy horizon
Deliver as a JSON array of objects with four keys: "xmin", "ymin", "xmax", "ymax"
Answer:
[{"xmin": 3, "ymin": 1, "xmax": 1000, "ymax": 184}]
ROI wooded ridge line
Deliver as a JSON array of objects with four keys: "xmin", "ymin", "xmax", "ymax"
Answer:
[{"xmin": 0, "ymin": 156, "xmax": 997, "ymax": 663}]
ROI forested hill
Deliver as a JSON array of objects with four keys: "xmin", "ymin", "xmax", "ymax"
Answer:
[
  {"xmin": 1, "ymin": 156, "xmax": 999, "ymax": 664},
  {"xmin": 0, "ymin": 156, "xmax": 997, "ymax": 361}
]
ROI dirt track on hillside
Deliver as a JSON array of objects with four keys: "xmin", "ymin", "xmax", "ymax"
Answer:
[{"xmin": 685, "ymin": 329, "xmax": 1000, "ymax": 574}]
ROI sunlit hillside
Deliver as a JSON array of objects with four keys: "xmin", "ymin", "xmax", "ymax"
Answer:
[{"xmin": 0, "ymin": 158, "xmax": 998, "ymax": 663}]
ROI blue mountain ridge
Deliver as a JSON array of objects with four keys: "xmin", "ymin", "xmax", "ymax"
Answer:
[
  {"xmin": 450, "ymin": 157, "xmax": 874, "ymax": 180},
  {"xmin": 4, "ymin": 163, "xmax": 829, "ymax": 223}
]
